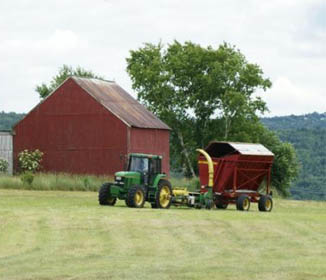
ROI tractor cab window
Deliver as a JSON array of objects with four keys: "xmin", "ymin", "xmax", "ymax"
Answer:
[
  {"xmin": 129, "ymin": 157, "xmax": 149, "ymax": 173},
  {"xmin": 150, "ymin": 158, "xmax": 161, "ymax": 174}
]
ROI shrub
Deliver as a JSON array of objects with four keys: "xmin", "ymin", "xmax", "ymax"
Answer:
[
  {"xmin": 18, "ymin": 149, "xmax": 44, "ymax": 173},
  {"xmin": 21, "ymin": 172, "xmax": 34, "ymax": 186},
  {"xmin": 83, "ymin": 177, "xmax": 90, "ymax": 189},
  {"xmin": 0, "ymin": 158, "xmax": 9, "ymax": 173}
]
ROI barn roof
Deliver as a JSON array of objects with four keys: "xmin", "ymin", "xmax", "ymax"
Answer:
[{"xmin": 72, "ymin": 77, "xmax": 170, "ymax": 130}]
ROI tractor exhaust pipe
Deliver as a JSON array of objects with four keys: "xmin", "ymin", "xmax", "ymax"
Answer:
[{"xmin": 196, "ymin": 149, "xmax": 214, "ymax": 187}]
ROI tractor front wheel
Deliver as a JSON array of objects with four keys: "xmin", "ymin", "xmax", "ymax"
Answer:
[
  {"xmin": 154, "ymin": 180, "xmax": 172, "ymax": 209},
  {"xmin": 98, "ymin": 183, "xmax": 117, "ymax": 206},
  {"xmin": 126, "ymin": 185, "xmax": 145, "ymax": 208},
  {"xmin": 236, "ymin": 195, "xmax": 251, "ymax": 211},
  {"xmin": 258, "ymin": 195, "xmax": 273, "ymax": 212}
]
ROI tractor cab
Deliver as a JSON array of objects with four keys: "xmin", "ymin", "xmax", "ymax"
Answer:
[
  {"xmin": 99, "ymin": 153, "xmax": 172, "ymax": 209},
  {"xmin": 127, "ymin": 154, "xmax": 162, "ymax": 185}
]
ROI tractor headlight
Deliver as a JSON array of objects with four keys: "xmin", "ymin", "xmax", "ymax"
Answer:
[{"xmin": 114, "ymin": 176, "xmax": 124, "ymax": 184}]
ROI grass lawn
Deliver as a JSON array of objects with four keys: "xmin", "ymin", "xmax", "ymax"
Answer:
[{"xmin": 0, "ymin": 189, "xmax": 325, "ymax": 280}]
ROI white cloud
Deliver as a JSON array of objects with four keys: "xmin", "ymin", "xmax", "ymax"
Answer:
[
  {"xmin": 263, "ymin": 77, "xmax": 326, "ymax": 116},
  {"xmin": 0, "ymin": 29, "xmax": 85, "ymax": 55}
]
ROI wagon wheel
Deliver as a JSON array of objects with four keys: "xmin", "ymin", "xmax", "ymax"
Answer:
[
  {"xmin": 236, "ymin": 194, "xmax": 251, "ymax": 211},
  {"xmin": 98, "ymin": 183, "xmax": 117, "ymax": 206},
  {"xmin": 258, "ymin": 195, "xmax": 273, "ymax": 212},
  {"xmin": 215, "ymin": 197, "xmax": 228, "ymax": 209},
  {"xmin": 205, "ymin": 199, "xmax": 214, "ymax": 210}
]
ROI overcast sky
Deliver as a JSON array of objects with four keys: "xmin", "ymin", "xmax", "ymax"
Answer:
[{"xmin": 1, "ymin": 0, "xmax": 325, "ymax": 116}]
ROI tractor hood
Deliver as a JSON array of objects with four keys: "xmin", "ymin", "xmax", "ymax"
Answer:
[{"xmin": 115, "ymin": 171, "xmax": 140, "ymax": 179}]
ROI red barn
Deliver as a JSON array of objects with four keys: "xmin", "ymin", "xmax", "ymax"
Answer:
[{"xmin": 13, "ymin": 77, "xmax": 170, "ymax": 175}]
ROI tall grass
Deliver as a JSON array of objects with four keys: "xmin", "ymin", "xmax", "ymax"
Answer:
[
  {"xmin": 0, "ymin": 173, "xmax": 112, "ymax": 192},
  {"xmin": 0, "ymin": 173, "xmax": 282, "ymax": 197},
  {"xmin": 0, "ymin": 173, "xmax": 199, "ymax": 192},
  {"xmin": 170, "ymin": 176, "xmax": 200, "ymax": 192}
]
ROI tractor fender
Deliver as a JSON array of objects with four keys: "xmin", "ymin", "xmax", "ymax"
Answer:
[{"xmin": 153, "ymin": 174, "xmax": 167, "ymax": 188}]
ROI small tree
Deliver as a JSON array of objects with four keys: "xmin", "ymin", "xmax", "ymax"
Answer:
[
  {"xmin": 18, "ymin": 149, "xmax": 44, "ymax": 173},
  {"xmin": 0, "ymin": 158, "xmax": 9, "ymax": 173},
  {"xmin": 36, "ymin": 65, "xmax": 105, "ymax": 99}
]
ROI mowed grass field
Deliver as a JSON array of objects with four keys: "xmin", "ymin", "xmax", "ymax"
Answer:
[{"xmin": 0, "ymin": 189, "xmax": 325, "ymax": 280}]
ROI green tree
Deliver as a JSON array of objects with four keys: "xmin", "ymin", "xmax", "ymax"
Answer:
[
  {"xmin": 36, "ymin": 65, "xmax": 104, "ymax": 99},
  {"xmin": 126, "ymin": 40, "xmax": 298, "ymax": 196},
  {"xmin": 127, "ymin": 41, "xmax": 271, "ymax": 175}
]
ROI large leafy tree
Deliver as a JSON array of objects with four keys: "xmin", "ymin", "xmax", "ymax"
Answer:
[
  {"xmin": 127, "ymin": 41, "xmax": 271, "ymax": 174},
  {"xmin": 36, "ymin": 65, "xmax": 104, "ymax": 99},
  {"xmin": 127, "ymin": 40, "xmax": 298, "ymax": 196}
]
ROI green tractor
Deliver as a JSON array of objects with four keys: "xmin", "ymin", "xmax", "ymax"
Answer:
[{"xmin": 98, "ymin": 153, "xmax": 173, "ymax": 208}]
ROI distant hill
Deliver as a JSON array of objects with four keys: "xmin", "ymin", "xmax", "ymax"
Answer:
[
  {"xmin": 262, "ymin": 112, "xmax": 326, "ymax": 200},
  {"xmin": 262, "ymin": 112, "xmax": 326, "ymax": 130},
  {"xmin": 0, "ymin": 111, "xmax": 25, "ymax": 131}
]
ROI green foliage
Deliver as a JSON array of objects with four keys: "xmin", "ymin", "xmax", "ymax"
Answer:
[
  {"xmin": 0, "ymin": 173, "xmax": 111, "ymax": 192},
  {"xmin": 0, "ymin": 158, "xmax": 9, "ymax": 173},
  {"xmin": 127, "ymin": 41, "xmax": 271, "ymax": 176},
  {"xmin": 262, "ymin": 112, "xmax": 326, "ymax": 200},
  {"xmin": 262, "ymin": 112, "xmax": 326, "ymax": 130},
  {"xmin": 20, "ymin": 171, "xmax": 34, "ymax": 186},
  {"xmin": 18, "ymin": 149, "xmax": 44, "ymax": 173},
  {"xmin": 0, "ymin": 111, "xmax": 25, "ymax": 130},
  {"xmin": 36, "ymin": 65, "xmax": 105, "ymax": 99},
  {"xmin": 83, "ymin": 177, "xmax": 91, "ymax": 189}
]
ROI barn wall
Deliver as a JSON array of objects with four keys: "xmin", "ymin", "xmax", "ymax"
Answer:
[
  {"xmin": 129, "ymin": 128, "xmax": 170, "ymax": 175},
  {"xmin": 13, "ymin": 79, "xmax": 128, "ymax": 175},
  {"xmin": 0, "ymin": 132, "xmax": 13, "ymax": 175}
]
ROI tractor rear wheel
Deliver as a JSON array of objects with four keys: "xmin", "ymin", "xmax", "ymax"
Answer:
[
  {"xmin": 236, "ymin": 195, "xmax": 250, "ymax": 211},
  {"xmin": 154, "ymin": 180, "xmax": 172, "ymax": 209},
  {"xmin": 98, "ymin": 183, "xmax": 117, "ymax": 206},
  {"xmin": 126, "ymin": 185, "xmax": 145, "ymax": 208},
  {"xmin": 258, "ymin": 195, "xmax": 273, "ymax": 212}
]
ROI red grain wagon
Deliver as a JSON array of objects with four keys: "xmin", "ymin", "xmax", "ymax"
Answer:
[{"xmin": 198, "ymin": 141, "xmax": 274, "ymax": 211}]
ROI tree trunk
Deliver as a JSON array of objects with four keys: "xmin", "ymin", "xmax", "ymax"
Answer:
[
  {"xmin": 224, "ymin": 116, "xmax": 230, "ymax": 140},
  {"xmin": 176, "ymin": 130, "xmax": 196, "ymax": 178}
]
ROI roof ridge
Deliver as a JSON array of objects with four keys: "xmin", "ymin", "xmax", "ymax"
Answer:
[
  {"xmin": 72, "ymin": 78, "xmax": 171, "ymax": 130},
  {"xmin": 71, "ymin": 76, "xmax": 115, "ymax": 83}
]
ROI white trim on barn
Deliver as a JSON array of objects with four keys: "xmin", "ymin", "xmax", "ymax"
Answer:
[{"xmin": 0, "ymin": 131, "xmax": 13, "ymax": 175}]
